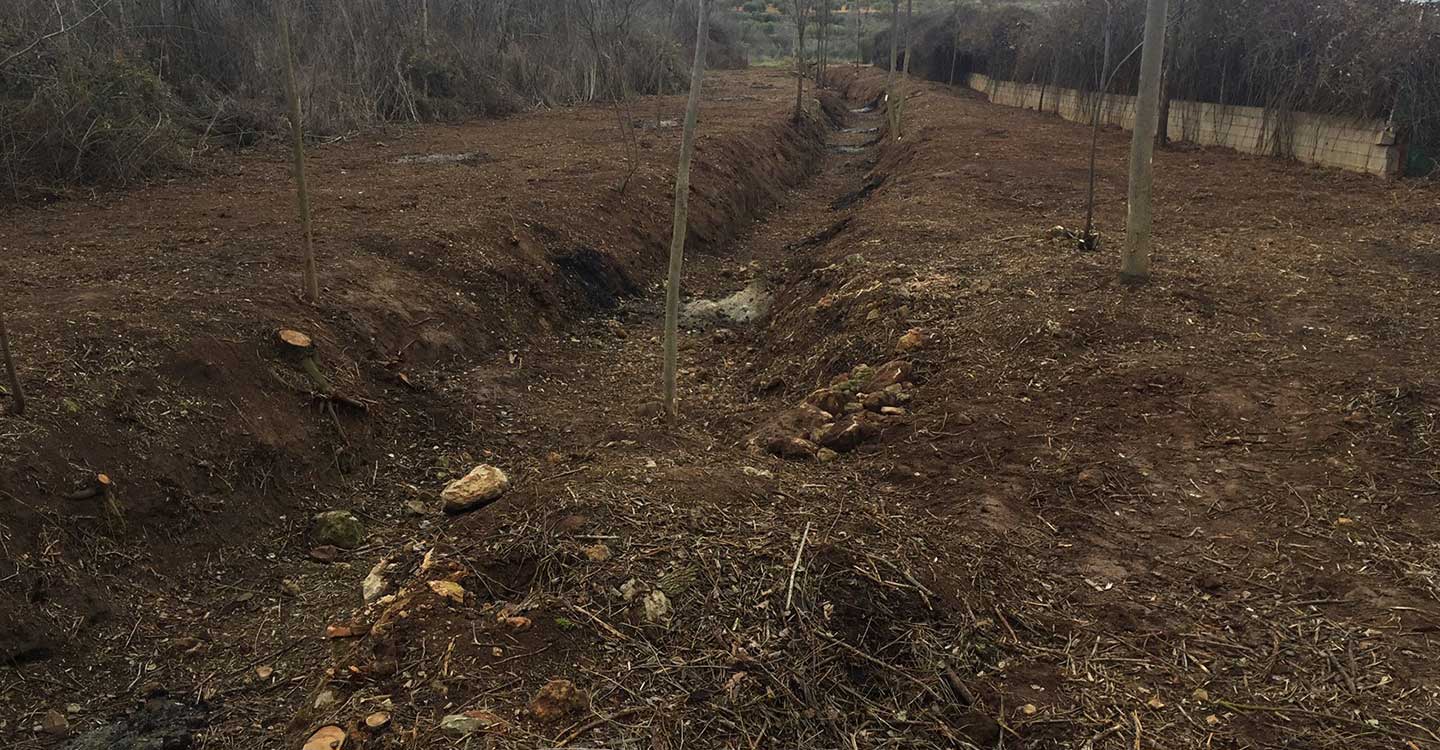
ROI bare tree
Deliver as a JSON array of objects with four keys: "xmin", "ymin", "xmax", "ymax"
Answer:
[
  {"xmin": 1121, "ymin": 0, "xmax": 1170, "ymax": 280},
  {"xmin": 277, "ymin": 2, "xmax": 319, "ymax": 303},
  {"xmin": 661, "ymin": 0, "xmax": 710, "ymax": 420},
  {"xmin": 791, "ymin": 0, "xmax": 813, "ymax": 120},
  {"xmin": 0, "ymin": 311, "xmax": 24, "ymax": 416},
  {"xmin": 886, "ymin": 0, "xmax": 899, "ymax": 134}
]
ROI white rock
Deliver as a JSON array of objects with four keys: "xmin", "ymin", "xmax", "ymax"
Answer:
[
  {"xmin": 441, "ymin": 465, "xmax": 510, "ymax": 513},
  {"xmin": 642, "ymin": 590, "xmax": 673, "ymax": 625}
]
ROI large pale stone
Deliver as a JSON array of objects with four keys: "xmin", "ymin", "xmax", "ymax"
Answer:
[{"xmin": 441, "ymin": 465, "xmax": 510, "ymax": 514}]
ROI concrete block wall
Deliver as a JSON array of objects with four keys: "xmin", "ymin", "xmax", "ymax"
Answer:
[{"xmin": 968, "ymin": 74, "xmax": 1399, "ymax": 177}]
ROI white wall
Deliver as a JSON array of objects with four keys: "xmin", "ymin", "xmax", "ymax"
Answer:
[{"xmin": 968, "ymin": 74, "xmax": 1400, "ymax": 177}]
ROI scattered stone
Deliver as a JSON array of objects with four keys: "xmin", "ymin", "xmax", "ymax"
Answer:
[
  {"xmin": 817, "ymin": 448, "xmax": 840, "ymax": 463},
  {"xmin": 362, "ymin": 560, "xmax": 389, "ymax": 603},
  {"xmin": 862, "ymin": 389, "xmax": 902, "ymax": 412},
  {"xmin": 314, "ymin": 690, "xmax": 337, "ymax": 710},
  {"xmin": 741, "ymin": 466, "xmax": 774, "ymax": 479},
  {"xmin": 1076, "ymin": 468, "xmax": 1102, "ymax": 489},
  {"xmin": 41, "ymin": 709, "xmax": 67, "ymax": 736},
  {"xmin": 281, "ymin": 579, "xmax": 302, "ymax": 598},
  {"xmin": 308, "ymin": 545, "xmax": 340, "ymax": 563},
  {"xmin": 324, "ymin": 624, "xmax": 358, "ymax": 639},
  {"xmin": 428, "ymin": 580, "xmax": 466, "ymax": 604},
  {"xmin": 544, "ymin": 451, "xmax": 566, "ymax": 465},
  {"xmin": 805, "ymin": 387, "xmax": 848, "ymax": 416},
  {"xmin": 863, "ymin": 360, "xmax": 913, "ymax": 392},
  {"xmin": 439, "ymin": 711, "xmax": 505, "ymax": 736},
  {"xmin": 641, "ymin": 590, "xmax": 673, "ymax": 626},
  {"xmin": 441, "ymin": 465, "xmax": 510, "ymax": 514},
  {"xmin": 620, "ymin": 578, "xmax": 645, "ymax": 602},
  {"xmin": 582, "ymin": 544, "xmax": 612, "ymax": 562},
  {"xmin": 814, "ymin": 415, "xmax": 880, "ymax": 452},
  {"xmin": 879, "ymin": 406, "xmax": 908, "ymax": 416},
  {"xmin": 311, "ymin": 511, "xmax": 364, "ymax": 550},
  {"xmin": 843, "ymin": 401, "xmax": 864, "ymax": 414},
  {"xmin": 528, "ymin": 679, "xmax": 590, "ymax": 723},
  {"xmin": 896, "ymin": 328, "xmax": 930, "ymax": 352},
  {"xmin": 365, "ymin": 712, "xmax": 392, "ymax": 730},
  {"xmin": 500, "ymin": 616, "xmax": 532, "ymax": 632},
  {"xmin": 66, "ymin": 703, "xmax": 81, "ymax": 714},
  {"xmin": 403, "ymin": 499, "xmax": 432, "ymax": 516},
  {"xmin": 764, "ymin": 435, "xmax": 819, "ymax": 460},
  {"xmin": 302, "ymin": 725, "xmax": 346, "ymax": 750},
  {"xmin": 1044, "ymin": 319, "xmax": 1063, "ymax": 335},
  {"xmin": 255, "ymin": 665, "xmax": 274, "ymax": 680},
  {"xmin": 1021, "ymin": 703, "xmax": 1037, "ymax": 716}
]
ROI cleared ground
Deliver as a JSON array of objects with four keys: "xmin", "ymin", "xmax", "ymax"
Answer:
[{"xmin": 2, "ymin": 67, "xmax": 1438, "ymax": 749}]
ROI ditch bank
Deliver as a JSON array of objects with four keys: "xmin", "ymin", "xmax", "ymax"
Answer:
[{"xmin": 0, "ymin": 71, "xmax": 830, "ymax": 675}]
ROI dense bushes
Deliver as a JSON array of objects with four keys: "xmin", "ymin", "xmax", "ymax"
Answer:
[
  {"xmin": 880, "ymin": 0, "xmax": 1440, "ymax": 176},
  {"xmin": 0, "ymin": 0, "xmax": 748, "ymax": 197}
]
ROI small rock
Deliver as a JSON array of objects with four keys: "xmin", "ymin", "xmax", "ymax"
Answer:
[
  {"xmin": 311, "ymin": 511, "xmax": 364, "ymax": 550},
  {"xmin": 879, "ymin": 406, "xmax": 907, "ymax": 416},
  {"xmin": 362, "ymin": 560, "xmax": 389, "ymax": 603},
  {"xmin": 439, "ymin": 710, "xmax": 505, "ymax": 736},
  {"xmin": 500, "ymin": 616, "xmax": 533, "ymax": 632},
  {"xmin": 308, "ymin": 545, "xmax": 340, "ymax": 563},
  {"xmin": 528, "ymin": 679, "xmax": 590, "ymax": 723},
  {"xmin": 865, "ymin": 308, "xmax": 881, "ymax": 321},
  {"xmin": 814, "ymin": 415, "xmax": 880, "ymax": 452},
  {"xmin": 302, "ymin": 725, "xmax": 346, "ymax": 750},
  {"xmin": 365, "ymin": 711, "xmax": 392, "ymax": 730},
  {"xmin": 41, "ymin": 709, "xmax": 67, "ymax": 736},
  {"xmin": 741, "ymin": 466, "xmax": 774, "ymax": 479},
  {"xmin": 620, "ymin": 578, "xmax": 645, "ymax": 602},
  {"xmin": 314, "ymin": 690, "xmax": 337, "ymax": 709},
  {"xmin": 441, "ymin": 465, "xmax": 510, "ymax": 514},
  {"xmin": 1021, "ymin": 703, "xmax": 1037, "ymax": 716},
  {"xmin": 255, "ymin": 665, "xmax": 274, "ymax": 680},
  {"xmin": 816, "ymin": 448, "xmax": 839, "ymax": 463},
  {"xmin": 582, "ymin": 544, "xmax": 612, "ymax": 562},
  {"xmin": 1044, "ymin": 319, "xmax": 1063, "ymax": 335},
  {"xmin": 544, "ymin": 451, "xmax": 566, "ymax": 465},
  {"xmin": 641, "ymin": 590, "xmax": 673, "ymax": 626},
  {"xmin": 843, "ymin": 401, "xmax": 864, "ymax": 414},
  {"xmin": 428, "ymin": 580, "xmax": 466, "ymax": 604},
  {"xmin": 764, "ymin": 435, "xmax": 819, "ymax": 460},
  {"xmin": 863, "ymin": 360, "xmax": 913, "ymax": 392},
  {"xmin": 65, "ymin": 703, "xmax": 81, "ymax": 714},
  {"xmin": 896, "ymin": 328, "xmax": 930, "ymax": 352},
  {"xmin": 805, "ymin": 387, "xmax": 848, "ymax": 415},
  {"xmin": 281, "ymin": 579, "xmax": 302, "ymax": 598},
  {"xmin": 404, "ymin": 499, "xmax": 432, "ymax": 516}
]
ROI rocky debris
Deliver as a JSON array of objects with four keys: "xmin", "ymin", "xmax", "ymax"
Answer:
[
  {"xmin": 641, "ymin": 590, "xmax": 674, "ymax": 626},
  {"xmin": 764, "ymin": 434, "xmax": 819, "ymax": 459},
  {"xmin": 582, "ymin": 543, "xmax": 612, "ymax": 562},
  {"xmin": 255, "ymin": 665, "xmax": 274, "ymax": 680},
  {"xmin": 528, "ymin": 679, "xmax": 590, "ymax": 723},
  {"xmin": 362, "ymin": 559, "xmax": 390, "ymax": 603},
  {"xmin": 895, "ymin": 327, "xmax": 931, "ymax": 352},
  {"xmin": 680, "ymin": 280, "xmax": 773, "ymax": 327},
  {"xmin": 302, "ymin": 725, "xmax": 345, "ymax": 750},
  {"xmin": 41, "ymin": 709, "xmax": 67, "ymax": 736},
  {"xmin": 441, "ymin": 464, "xmax": 510, "ymax": 514},
  {"xmin": 439, "ymin": 710, "xmax": 506, "ymax": 736},
  {"xmin": 364, "ymin": 712, "xmax": 391, "ymax": 730},
  {"xmin": 311, "ymin": 511, "xmax": 364, "ymax": 550},
  {"xmin": 427, "ymin": 580, "xmax": 466, "ymax": 604},
  {"xmin": 741, "ymin": 466, "xmax": 775, "ymax": 479},
  {"xmin": 314, "ymin": 690, "xmax": 337, "ymax": 709},
  {"xmin": 755, "ymin": 359, "xmax": 919, "ymax": 460}
]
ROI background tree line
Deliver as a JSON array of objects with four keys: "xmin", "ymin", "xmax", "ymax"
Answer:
[
  {"xmin": 877, "ymin": 0, "xmax": 1440, "ymax": 176},
  {"xmin": 0, "ymin": 0, "xmax": 747, "ymax": 196}
]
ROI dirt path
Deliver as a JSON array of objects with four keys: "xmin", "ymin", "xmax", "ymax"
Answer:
[{"xmin": 4, "ymin": 68, "xmax": 1440, "ymax": 750}]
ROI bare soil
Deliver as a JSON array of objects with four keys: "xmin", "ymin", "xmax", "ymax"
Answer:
[{"xmin": 2, "ymin": 66, "xmax": 1438, "ymax": 750}]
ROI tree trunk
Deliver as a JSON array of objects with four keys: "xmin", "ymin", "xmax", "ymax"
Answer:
[
  {"xmin": 278, "ymin": 4, "xmax": 319, "ymax": 304},
  {"xmin": 948, "ymin": 0, "xmax": 960, "ymax": 86},
  {"xmin": 793, "ymin": 1, "xmax": 806, "ymax": 120},
  {"xmin": 0, "ymin": 311, "xmax": 24, "ymax": 416},
  {"xmin": 661, "ymin": 0, "xmax": 710, "ymax": 421},
  {"xmin": 886, "ymin": 0, "xmax": 898, "ymax": 132},
  {"xmin": 1121, "ymin": 0, "xmax": 1170, "ymax": 281},
  {"xmin": 895, "ymin": 0, "xmax": 912, "ymax": 137},
  {"xmin": 1082, "ymin": 3, "xmax": 1113, "ymax": 251}
]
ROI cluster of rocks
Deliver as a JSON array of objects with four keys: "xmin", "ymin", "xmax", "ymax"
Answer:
[{"xmin": 755, "ymin": 356, "xmax": 918, "ymax": 461}]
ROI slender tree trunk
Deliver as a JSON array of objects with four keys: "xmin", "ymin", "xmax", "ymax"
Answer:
[
  {"xmin": 278, "ymin": 4, "xmax": 319, "ymax": 303},
  {"xmin": 894, "ymin": 0, "xmax": 911, "ymax": 137},
  {"xmin": 1082, "ymin": 3, "xmax": 1113, "ymax": 251},
  {"xmin": 793, "ymin": 2, "xmax": 806, "ymax": 120},
  {"xmin": 948, "ymin": 0, "xmax": 960, "ymax": 86},
  {"xmin": 1121, "ymin": 0, "xmax": 1170, "ymax": 280},
  {"xmin": 661, "ymin": 0, "xmax": 709, "ymax": 421},
  {"xmin": 886, "ymin": 0, "xmax": 898, "ymax": 117},
  {"xmin": 0, "ymin": 311, "xmax": 24, "ymax": 416},
  {"xmin": 855, "ymin": 0, "xmax": 863, "ymax": 68}
]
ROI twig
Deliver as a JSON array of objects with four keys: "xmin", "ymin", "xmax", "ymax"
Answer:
[
  {"xmin": 554, "ymin": 706, "xmax": 647, "ymax": 747},
  {"xmin": 784, "ymin": 521, "xmax": 812, "ymax": 615},
  {"xmin": 0, "ymin": 0, "xmax": 117, "ymax": 70}
]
